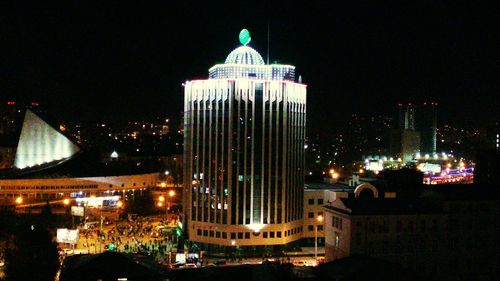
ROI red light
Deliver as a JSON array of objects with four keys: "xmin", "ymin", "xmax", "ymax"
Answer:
[
  {"xmin": 408, "ymin": 102, "xmax": 412, "ymax": 106},
  {"xmin": 397, "ymin": 103, "xmax": 403, "ymax": 107},
  {"xmin": 7, "ymin": 101, "xmax": 16, "ymax": 105},
  {"xmin": 31, "ymin": 102, "xmax": 39, "ymax": 106}
]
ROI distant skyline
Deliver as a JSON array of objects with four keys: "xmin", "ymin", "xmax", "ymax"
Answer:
[{"xmin": 1, "ymin": 2, "xmax": 497, "ymax": 133}]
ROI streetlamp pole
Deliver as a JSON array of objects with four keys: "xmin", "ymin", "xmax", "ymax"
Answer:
[
  {"xmin": 315, "ymin": 224, "xmax": 318, "ymax": 260},
  {"xmin": 315, "ymin": 215, "xmax": 323, "ymax": 262}
]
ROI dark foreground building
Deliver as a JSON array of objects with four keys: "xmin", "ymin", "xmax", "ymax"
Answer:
[
  {"xmin": 324, "ymin": 184, "xmax": 500, "ymax": 281},
  {"xmin": 60, "ymin": 252, "xmax": 165, "ymax": 281}
]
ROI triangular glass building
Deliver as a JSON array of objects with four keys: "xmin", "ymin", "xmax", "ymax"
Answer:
[{"xmin": 14, "ymin": 110, "xmax": 80, "ymax": 169}]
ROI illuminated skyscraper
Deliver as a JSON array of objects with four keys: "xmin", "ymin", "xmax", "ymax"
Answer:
[
  {"xmin": 183, "ymin": 30, "xmax": 307, "ymax": 246},
  {"xmin": 398, "ymin": 102, "xmax": 416, "ymax": 130}
]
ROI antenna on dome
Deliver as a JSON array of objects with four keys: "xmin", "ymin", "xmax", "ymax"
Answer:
[{"xmin": 266, "ymin": 22, "xmax": 270, "ymax": 64}]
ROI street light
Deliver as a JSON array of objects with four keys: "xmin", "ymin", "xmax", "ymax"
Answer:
[
  {"xmin": 159, "ymin": 195, "xmax": 165, "ymax": 202},
  {"xmin": 168, "ymin": 190, "xmax": 175, "ymax": 198},
  {"xmin": 63, "ymin": 198, "xmax": 71, "ymax": 206},
  {"xmin": 116, "ymin": 200, "xmax": 123, "ymax": 208},
  {"xmin": 15, "ymin": 196, "xmax": 23, "ymax": 205},
  {"xmin": 315, "ymin": 215, "xmax": 324, "ymax": 261}
]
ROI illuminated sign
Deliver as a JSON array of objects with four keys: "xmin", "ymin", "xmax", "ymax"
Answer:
[
  {"xmin": 71, "ymin": 206, "xmax": 84, "ymax": 217},
  {"xmin": 75, "ymin": 196, "xmax": 120, "ymax": 208},
  {"xmin": 418, "ymin": 163, "xmax": 441, "ymax": 174},
  {"xmin": 57, "ymin": 228, "xmax": 79, "ymax": 244},
  {"xmin": 239, "ymin": 29, "xmax": 251, "ymax": 45},
  {"xmin": 365, "ymin": 161, "xmax": 384, "ymax": 172}
]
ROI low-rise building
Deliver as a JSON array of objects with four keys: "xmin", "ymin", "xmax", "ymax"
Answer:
[{"xmin": 324, "ymin": 185, "xmax": 500, "ymax": 280}]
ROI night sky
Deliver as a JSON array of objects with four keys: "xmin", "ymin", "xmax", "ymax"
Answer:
[{"xmin": 1, "ymin": 1, "xmax": 498, "ymax": 133}]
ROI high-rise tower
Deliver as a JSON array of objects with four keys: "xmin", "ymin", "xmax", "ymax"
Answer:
[
  {"xmin": 416, "ymin": 102, "xmax": 437, "ymax": 154},
  {"xmin": 183, "ymin": 30, "xmax": 307, "ymax": 246}
]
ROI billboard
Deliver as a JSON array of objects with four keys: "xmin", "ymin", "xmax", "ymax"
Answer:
[
  {"xmin": 57, "ymin": 228, "xmax": 79, "ymax": 244},
  {"xmin": 71, "ymin": 206, "xmax": 84, "ymax": 217},
  {"xmin": 418, "ymin": 163, "xmax": 441, "ymax": 174},
  {"xmin": 75, "ymin": 195, "xmax": 120, "ymax": 208},
  {"xmin": 366, "ymin": 161, "xmax": 384, "ymax": 172}
]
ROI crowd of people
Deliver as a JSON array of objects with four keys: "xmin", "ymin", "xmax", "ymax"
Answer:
[{"xmin": 77, "ymin": 215, "xmax": 181, "ymax": 264}]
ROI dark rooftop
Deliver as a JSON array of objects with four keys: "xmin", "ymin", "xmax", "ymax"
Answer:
[
  {"xmin": 325, "ymin": 197, "xmax": 443, "ymax": 216},
  {"xmin": 60, "ymin": 252, "xmax": 165, "ymax": 281},
  {"xmin": 304, "ymin": 182, "xmax": 354, "ymax": 192}
]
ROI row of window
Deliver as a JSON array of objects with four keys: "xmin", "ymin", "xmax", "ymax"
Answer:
[
  {"xmin": 0, "ymin": 182, "xmax": 153, "ymax": 191},
  {"xmin": 308, "ymin": 198, "xmax": 324, "ymax": 205},
  {"xmin": 307, "ymin": 211, "xmax": 323, "ymax": 219},
  {"xmin": 195, "ymin": 226, "xmax": 304, "ymax": 240},
  {"xmin": 307, "ymin": 225, "xmax": 324, "ymax": 231},
  {"xmin": 362, "ymin": 238, "xmax": 440, "ymax": 254},
  {"xmin": 0, "ymin": 185, "xmax": 98, "ymax": 190},
  {"xmin": 355, "ymin": 219, "xmax": 440, "ymax": 233}
]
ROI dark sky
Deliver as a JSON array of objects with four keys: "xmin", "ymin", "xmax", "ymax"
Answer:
[{"xmin": 1, "ymin": 1, "xmax": 498, "ymax": 132}]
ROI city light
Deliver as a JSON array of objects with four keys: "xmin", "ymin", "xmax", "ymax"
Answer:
[
  {"xmin": 168, "ymin": 190, "xmax": 176, "ymax": 197},
  {"xmin": 158, "ymin": 195, "xmax": 165, "ymax": 202},
  {"xmin": 247, "ymin": 223, "xmax": 265, "ymax": 233},
  {"xmin": 116, "ymin": 200, "xmax": 123, "ymax": 208},
  {"xmin": 157, "ymin": 202, "xmax": 163, "ymax": 207},
  {"xmin": 317, "ymin": 215, "xmax": 324, "ymax": 222},
  {"xmin": 63, "ymin": 198, "xmax": 71, "ymax": 205},
  {"xmin": 15, "ymin": 196, "xmax": 23, "ymax": 204}
]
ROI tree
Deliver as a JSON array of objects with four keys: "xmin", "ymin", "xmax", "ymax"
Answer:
[{"xmin": 4, "ymin": 223, "xmax": 59, "ymax": 281}]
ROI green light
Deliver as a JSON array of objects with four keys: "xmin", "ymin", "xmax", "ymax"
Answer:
[
  {"xmin": 176, "ymin": 228, "xmax": 182, "ymax": 237},
  {"xmin": 239, "ymin": 29, "xmax": 251, "ymax": 45},
  {"xmin": 224, "ymin": 189, "xmax": 229, "ymax": 196}
]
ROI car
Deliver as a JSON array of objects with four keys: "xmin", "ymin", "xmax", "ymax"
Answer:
[
  {"xmin": 63, "ymin": 249, "xmax": 74, "ymax": 255},
  {"xmin": 181, "ymin": 263, "xmax": 197, "ymax": 268},
  {"xmin": 292, "ymin": 260, "xmax": 309, "ymax": 267},
  {"xmin": 214, "ymin": 259, "xmax": 227, "ymax": 266}
]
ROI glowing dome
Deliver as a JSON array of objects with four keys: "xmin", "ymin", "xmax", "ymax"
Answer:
[{"xmin": 225, "ymin": 46, "xmax": 265, "ymax": 65}]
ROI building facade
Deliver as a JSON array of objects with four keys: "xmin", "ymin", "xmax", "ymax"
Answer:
[
  {"xmin": 416, "ymin": 102, "xmax": 437, "ymax": 154},
  {"xmin": 0, "ymin": 173, "xmax": 159, "ymax": 205},
  {"xmin": 324, "ymin": 187, "xmax": 500, "ymax": 281},
  {"xmin": 183, "ymin": 30, "xmax": 307, "ymax": 246}
]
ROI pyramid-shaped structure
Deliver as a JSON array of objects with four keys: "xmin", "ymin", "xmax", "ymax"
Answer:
[{"xmin": 14, "ymin": 110, "xmax": 80, "ymax": 169}]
